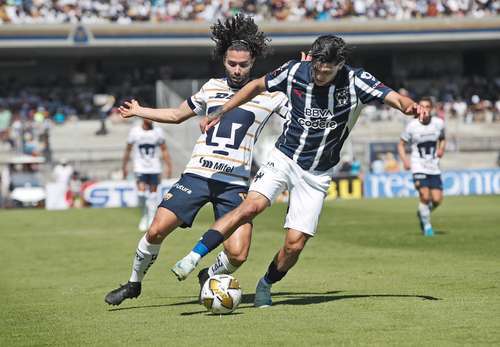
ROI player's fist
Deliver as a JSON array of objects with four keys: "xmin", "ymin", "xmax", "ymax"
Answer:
[
  {"xmin": 406, "ymin": 103, "xmax": 430, "ymax": 124},
  {"xmin": 118, "ymin": 99, "xmax": 141, "ymax": 118}
]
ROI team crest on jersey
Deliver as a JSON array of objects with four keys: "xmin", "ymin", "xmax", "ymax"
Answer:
[
  {"xmin": 335, "ymin": 87, "xmax": 349, "ymax": 107},
  {"xmin": 163, "ymin": 192, "xmax": 173, "ymax": 200}
]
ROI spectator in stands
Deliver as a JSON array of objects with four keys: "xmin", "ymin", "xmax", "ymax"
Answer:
[{"xmin": 1, "ymin": 0, "xmax": 498, "ymax": 24}]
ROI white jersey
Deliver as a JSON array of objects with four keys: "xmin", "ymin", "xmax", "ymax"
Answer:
[
  {"xmin": 185, "ymin": 78, "xmax": 289, "ymax": 186},
  {"xmin": 400, "ymin": 117, "xmax": 445, "ymax": 175},
  {"xmin": 127, "ymin": 125, "xmax": 165, "ymax": 174}
]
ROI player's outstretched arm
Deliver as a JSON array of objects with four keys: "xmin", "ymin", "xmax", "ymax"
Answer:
[
  {"xmin": 203, "ymin": 76, "xmax": 267, "ymax": 132},
  {"xmin": 384, "ymin": 91, "xmax": 430, "ymax": 123},
  {"xmin": 119, "ymin": 99, "xmax": 196, "ymax": 124}
]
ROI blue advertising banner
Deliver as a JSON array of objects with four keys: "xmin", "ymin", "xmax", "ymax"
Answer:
[{"xmin": 364, "ymin": 169, "xmax": 500, "ymax": 198}]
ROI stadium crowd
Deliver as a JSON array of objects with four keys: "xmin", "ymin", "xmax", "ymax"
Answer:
[{"xmin": 0, "ymin": 0, "xmax": 498, "ymax": 24}]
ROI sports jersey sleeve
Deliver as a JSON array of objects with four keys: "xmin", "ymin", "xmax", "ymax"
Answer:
[
  {"xmin": 271, "ymin": 93, "xmax": 289, "ymax": 119},
  {"xmin": 265, "ymin": 60, "xmax": 297, "ymax": 93},
  {"xmin": 187, "ymin": 80, "xmax": 211, "ymax": 115},
  {"xmin": 353, "ymin": 68, "xmax": 393, "ymax": 104},
  {"xmin": 155, "ymin": 128, "xmax": 166, "ymax": 145},
  {"xmin": 400, "ymin": 123, "xmax": 412, "ymax": 143},
  {"xmin": 126, "ymin": 128, "xmax": 136, "ymax": 145}
]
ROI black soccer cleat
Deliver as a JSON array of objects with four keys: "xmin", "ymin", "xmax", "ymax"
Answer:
[
  {"xmin": 105, "ymin": 281, "xmax": 141, "ymax": 306},
  {"xmin": 197, "ymin": 268, "xmax": 210, "ymax": 304}
]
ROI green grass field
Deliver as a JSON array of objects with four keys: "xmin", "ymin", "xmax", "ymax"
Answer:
[{"xmin": 1, "ymin": 195, "xmax": 500, "ymax": 346}]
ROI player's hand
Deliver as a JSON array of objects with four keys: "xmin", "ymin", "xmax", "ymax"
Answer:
[
  {"xmin": 201, "ymin": 108, "xmax": 224, "ymax": 133},
  {"xmin": 118, "ymin": 99, "xmax": 141, "ymax": 118},
  {"xmin": 405, "ymin": 103, "xmax": 430, "ymax": 124},
  {"xmin": 436, "ymin": 148, "xmax": 444, "ymax": 158},
  {"xmin": 300, "ymin": 51, "xmax": 312, "ymax": 61}
]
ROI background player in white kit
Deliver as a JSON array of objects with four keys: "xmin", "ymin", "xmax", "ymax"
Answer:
[
  {"xmin": 123, "ymin": 118, "xmax": 173, "ymax": 232},
  {"xmin": 398, "ymin": 97, "xmax": 446, "ymax": 236},
  {"xmin": 105, "ymin": 15, "xmax": 289, "ymax": 306}
]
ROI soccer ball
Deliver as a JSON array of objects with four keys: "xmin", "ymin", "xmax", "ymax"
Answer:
[{"xmin": 200, "ymin": 274, "xmax": 242, "ymax": 314}]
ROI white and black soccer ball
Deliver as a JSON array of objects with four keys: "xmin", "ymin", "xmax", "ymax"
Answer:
[{"xmin": 200, "ymin": 274, "xmax": 242, "ymax": 314}]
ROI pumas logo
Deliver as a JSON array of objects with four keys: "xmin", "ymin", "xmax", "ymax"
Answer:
[
  {"xmin": 335, "ymin": 87, "xmax": 349, "ymax": 107},
  {"xmin": 163, "ymin": 192, "xmax": 173, "ymax": 200},
  {"xmin": 298, "ymin": 118, "xmax": 338, "ymax": 129},
  {"xmin": 199, "ymin": 157, "xmax": 235, "ymax": 173}
]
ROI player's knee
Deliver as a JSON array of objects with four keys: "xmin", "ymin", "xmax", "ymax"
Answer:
[
  {"xmin": 283, "ymin": 240, "xmax": 305, "ymax": 257},
  {"xmin": 146, "ymin": 223, "xmax": 165, "ymax": 244},
  {"xmin": 237, "ymin": 201, "xmax": 262, "ymax": 222}
]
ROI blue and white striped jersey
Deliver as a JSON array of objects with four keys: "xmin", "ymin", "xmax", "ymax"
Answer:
[{"xmin": 265, "ymin": 60, "xmax": 393, "ymax": 172}]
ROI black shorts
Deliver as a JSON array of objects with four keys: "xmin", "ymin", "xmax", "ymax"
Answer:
[
  {"xmin": 159, "ymin": 173, "xmax": 248, "ymax": 228},
  {"xmin": 413, "ymin": 173, "xmax": 443, "ymax": 190},
  {"xmin": 136, "ymin": 173, "xmax": 160, "ymax": 186}
]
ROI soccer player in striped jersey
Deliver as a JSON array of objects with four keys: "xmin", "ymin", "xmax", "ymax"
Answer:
[
  {"xmin": 172, "ymin": 35, "xmax": 430, "ymax": 307},
  {"xmin": 398, "ymin": 97, "xmax": 446, "ymax": 236},
  {"xmin": 105, "ymin": 15, "xmax": 289, "ymax": 306}
]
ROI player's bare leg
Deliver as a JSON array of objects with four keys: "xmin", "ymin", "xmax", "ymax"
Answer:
[
  {"xmin": 417, "ymin": 187, "xmax": 433, "ymax": 236},
  {"xmin": 197, "ymin": 223, "xmax": 252, "ymax": 301},
  {"xmin": 255, "ymin": 229, "xmax": 310, "ymax": 307},
  {"xmin": 172, "ymin": 192, "xmax": 268, "ymax": 281},
  {"xmin": 430, "ymin": 188, "xmax": 443, "ymax": 211},
  {"xmin": 105, "ymin": 208, "xmax": 182, "ymax": 305}
]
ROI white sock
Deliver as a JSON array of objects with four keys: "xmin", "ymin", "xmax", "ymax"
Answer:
[
  {"xmin": 207, "ymin": 251, "xmax": 239, "ymax": 277},
  {"xmin": 146, "ymin": 191, "xmax": 158, "ymax": 225},
  {"xmin": 418, "ymin": 202, "xmax": 431, "ymax": 228},
  {"xmin": 129, "ymin": 235, "xmax": 161, "ymax": 282}
]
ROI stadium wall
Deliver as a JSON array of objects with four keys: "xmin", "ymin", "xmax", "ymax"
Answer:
[{"xmin": 1, "ymin": 17, "xmax": 499, "ymax": 51}]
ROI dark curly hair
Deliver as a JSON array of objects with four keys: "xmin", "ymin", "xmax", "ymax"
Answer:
[
  {"xmin": 211, "ymin": 14, "xmax": 271, "ymax": 59},
  {"xmin": 310, "ymin": 35, "xmax": 350, "ymax": 65}
]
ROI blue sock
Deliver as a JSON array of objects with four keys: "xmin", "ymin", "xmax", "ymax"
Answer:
[
  {"xmin": 192, "ymin": 229, "xmax": 224, "ymax": 258},
  {"xmin": 264, "ymin": 260, "xmax": 287, "ymax": 285}
]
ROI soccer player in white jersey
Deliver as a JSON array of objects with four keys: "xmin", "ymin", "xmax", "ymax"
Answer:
[
  {"xmin": 123, "ymin": 119, "xmax": 173, "ymax": 232},
  {"xmin": 172, "ymin": 35, "xmax": 430, "ymax": 308},
  {"xmin": 398, "ymin": 97, "xmax": 446, "ymax": 236},
  {"xmin": 105, "ymin": 15, "xmax": 289, "ymax": 306}
]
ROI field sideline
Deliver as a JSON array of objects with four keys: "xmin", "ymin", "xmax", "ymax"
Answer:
[{"xmin": 1, "ymin": 195, "xmax": 499, "ymax": 346}]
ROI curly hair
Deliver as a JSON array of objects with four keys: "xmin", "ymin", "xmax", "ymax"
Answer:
[
  {"xmin": 211, "ymin": 14, "xmax": 271, "ymax": 59},
  {"xmin": 310, "ymin": 35, "xmax": 350, "ymax": 65}
]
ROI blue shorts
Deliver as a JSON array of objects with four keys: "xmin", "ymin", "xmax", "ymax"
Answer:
[
  {"xmin": 413, "ymin": 173, "xmax": 443, "ymax": 190},
  {"xmin": 136, "ymin": 173, "xmax": 160, "ymax": 187},
  {"xmin": 159, "ymin": 173, "xmax": 248, "ymax": 228}
]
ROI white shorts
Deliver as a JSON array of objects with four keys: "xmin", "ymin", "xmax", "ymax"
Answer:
[{"xmin": 249, "ymin": 148, "xmax": 332, "ymax": 236}]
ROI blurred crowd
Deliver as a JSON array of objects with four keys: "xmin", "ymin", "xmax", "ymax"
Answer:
[{"xmin": 0, "ymin": 0, "xmax": 498, "ymax": 24}]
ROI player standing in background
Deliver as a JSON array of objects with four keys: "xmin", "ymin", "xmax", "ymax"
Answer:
[
  {"xmin": 123, "ymin": 118, "xmax": 173, "ymax": 232},
  {"xmin": 105, "ymin": 14, "xmax": 289, "ymax": 306},
  {"xmin": 398, "ymin": 97, "xmax": 446, "ymax": 236},
  {"xmin": 171, "ymin": 34, "xmax": 430, "ymax": 308}
]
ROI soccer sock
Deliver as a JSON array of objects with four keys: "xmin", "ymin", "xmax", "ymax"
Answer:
[
  {"xmin": 418, "ymin": 202, "xmax": 431, "ymax": 227},
  {"xmin": 146, "ymin": 191, "xmax": 158, "ymax": 224},
  {"xmin": 192, "ymin": 229, "xmax": 224, "ymax": 258},
  {"xmin": 428, "ymin": 201, "xmax": 434, "ymax": 212},
  {"xmin": 137, "ymin": 191, "xmax": 147, "ymax": 218},
  {"xmin": 263, "ymin": 260, "xmax": 287, "ymax": 285},
  {"xmin": 207, "ymin": 251, "xmax": 239, "ymax": 277},
  {"xmin": 129, "ymin": 235, "xmax": 161, "ymax": 283}
]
